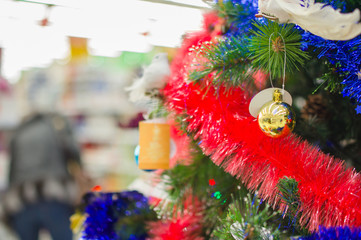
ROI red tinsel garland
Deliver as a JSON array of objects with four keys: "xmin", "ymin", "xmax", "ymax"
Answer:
[
  {"xmin": 169, "ymin": 120, "xmax": 192, "ymax": 167},
  {"xmin": 163, "ymin": 14, "xmax": 361, "ymax": 231},
  {"xmin": 147, "ymin": 197, "xmax": 204, "ymax": 240}
]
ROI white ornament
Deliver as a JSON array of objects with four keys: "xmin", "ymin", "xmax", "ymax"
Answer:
[
  {"xmin": 258, "ymin": 0, "xmax": 361, "ymax": 40},
  {"xmin": 126, "ymin": 53, "xmax": 170, "ymax": 102}
]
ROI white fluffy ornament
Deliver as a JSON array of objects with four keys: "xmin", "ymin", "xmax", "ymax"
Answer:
[
  {"xmin": 126, "ymin": 53, "xmax": 170, "ymax": 102},
  {"xmin": 258, "ymin": 0, "xmax": 361, "ymax": 40}
]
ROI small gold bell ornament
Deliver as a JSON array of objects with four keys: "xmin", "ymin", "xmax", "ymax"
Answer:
[{"xmin": 257, "ymin": 89, "xmax": 296, "ymax": 138}]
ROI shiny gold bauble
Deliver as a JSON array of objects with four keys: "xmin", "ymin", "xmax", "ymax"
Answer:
[{"xmin": 257, "ymin": 89, "xmax": 296, "ymax": 138}]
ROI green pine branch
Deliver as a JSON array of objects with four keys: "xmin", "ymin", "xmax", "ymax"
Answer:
[
  {"xmin": 189, "ymin": 36, "xmax": 253, "ymax": 90},
  {"xmin": 215, "ymin": 0, "xmax": 256, "ymax": 34},
  {"xmin": 147, "ymin": 98, "xmax": 168, "ymax": 119},
  {"xmin": 173, "ymin": 114, "xmax": 190, "ymax": 133},
  {"xmin": 277, "ymin": 177, "xmax": 309, "ymax": 236},
  {"xmin": 249, "ymin": 20, "xmax": 310, "ymax": 81},
  {"xmin": 160, "ymin": 141, "xmax": 240, "ymax": 204},
  {"xmin": 213, "ymin": 193, "xmax": 281, "ymax": 239},
  {"xmin": 158, "ymin": 141, "xmax": 244, "ymax": 237},
  {"xmin": 314, "ymin": 65, "xmax": 344, "ymax": 94},
  {"xmin": 216, "ymin": 0, "xmax": 247, "ymax": 23},
  {"xmin": 277, "ymin": 177, "xmax": 300, "ymax": 217},
  {"xmin": 188, "ymin": 20, "xmax": 309, "ymax": 91}
]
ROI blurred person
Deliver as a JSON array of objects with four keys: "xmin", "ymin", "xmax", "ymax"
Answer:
[{"xmin": 2, "ymin": 111, "xmax": 89, "ymax": 240}]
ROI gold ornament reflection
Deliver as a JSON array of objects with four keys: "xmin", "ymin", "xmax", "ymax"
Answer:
[{"xmin": 257, "ymin": 89, "xmax": 296, "ymax": 138}]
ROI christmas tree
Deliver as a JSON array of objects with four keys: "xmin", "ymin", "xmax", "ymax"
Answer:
[{"xmin": 77, "ymin": 0, "xmax": 361, "ymax": 239}]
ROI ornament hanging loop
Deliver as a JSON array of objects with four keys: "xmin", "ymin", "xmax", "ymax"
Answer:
[{"xmin": 268, "ymin": 32, "xmax": 287, "ymax": 93}]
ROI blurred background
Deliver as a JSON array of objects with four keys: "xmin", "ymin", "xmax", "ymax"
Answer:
[{"xmin": 0, "ymin": 0, "xmax": 210, "ymax": 238}]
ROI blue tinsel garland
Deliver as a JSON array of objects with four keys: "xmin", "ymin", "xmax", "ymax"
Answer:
[
  {"xmin": 218, "ymin": 0, "xmax": 361, "ymax": 107},
  {"xmin": 224, "ymin": 0, "xmax": 361, "ymax": 105},
  {"xmin": 299, "ymin": 0, "xmax": 361, "ymax": 105},
  {"xmin": 313, "ymin": 0, "xmax": 346, "ymax": 12},
  {"xmin": 297, "ymin": 226, "xmax": 361, "ymax": 240},
  {"xmin": 302, "ymin": 32, "xmax": 361, "ymax": 104},
  {"xmin": 82, "ymin": 191, "xmax": 153, "ymax": 240},
  {"xmin": 217, "ymin": 0, "xmax": 259, "ymax": 36}
]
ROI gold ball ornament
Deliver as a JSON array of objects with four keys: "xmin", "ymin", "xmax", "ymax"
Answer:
[{"xmin": 257, "ymin": 89, "xmax": 296, "ymax": 138}]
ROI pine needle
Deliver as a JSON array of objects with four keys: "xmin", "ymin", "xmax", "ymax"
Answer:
[{"xmin": 249, "ymin": 20, "xmax": 310, "ymax": 80}]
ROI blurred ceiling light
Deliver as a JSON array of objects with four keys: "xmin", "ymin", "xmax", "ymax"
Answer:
[
  {"xmin": 14, "ymin": 0, "xmax": 211, "ymax": 9},
  {"xmin": 0, "ymin": 0, "xmax": 204, "ymax": 82},
  {"xmin": 139, "ymin": 0, "xmax": 211, "ymax": 9},
  {"xmin": 13, "ymin": 0, "xmax": 82, "ymax": 8}
]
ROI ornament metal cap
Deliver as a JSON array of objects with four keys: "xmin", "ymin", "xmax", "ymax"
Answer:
[
  {"xmin": 273, "ymin": 89, "xmax": 283, "ymax": 102},
  {"xmin": 249, "ymin": 87, "xmax": 292, "ymax": 118}
]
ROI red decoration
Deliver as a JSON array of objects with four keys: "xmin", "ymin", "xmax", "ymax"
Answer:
[
  {"xmin": 163, "ymin": 14, "xmax": 361, "ymax": 231},
  {"xmin": 252, "ymin": 69, "xmax": 268, "ymax": 90},
  {"xmin": 39, "ymin": 18, "xmax": 49, "ymax": 27},
  {"xmin": 38, "ymin": 5, "xmax": 53, "ymax": 27},
  {"xmin": 91, "ymin": 185, "xmax": 102, "ymax": 192},
  {"xmin": 169, "ymin": 119, "xmax": 192, "ymax": 167},
  {"xmin": 209, "ymin": 179, "xmax": 216, "ymax": 186},
  {"xmin": 147, "ymin": 197, "xmax": 204, "ymax": 240}
]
